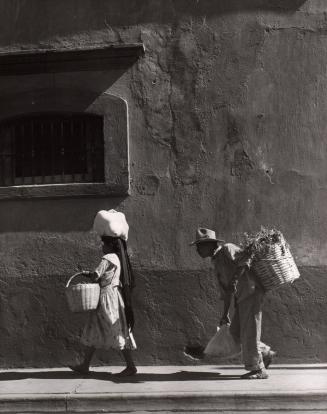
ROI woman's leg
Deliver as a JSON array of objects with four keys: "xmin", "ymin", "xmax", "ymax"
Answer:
[
  {"xmin": 69, "ymin": 346, "xmax": 95, "ymax": 374},
  {"xmin": 115, "ymin": 349, "xmax": 137, "ymax": 376}
]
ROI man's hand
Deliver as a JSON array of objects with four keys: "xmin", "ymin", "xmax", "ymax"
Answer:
[
  {"xmin": 219, "ymin": 314, "xmax": 231, "ymax": 326},
  {"xmin": 227, "ymin": 279, "xmax": 237, "ymax": 294},
  {"xmin": 226, "ymin": 265, "xmax": 247, "ymax": 294}
]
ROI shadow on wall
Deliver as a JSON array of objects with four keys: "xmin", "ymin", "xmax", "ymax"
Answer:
[
  {"xmin": 0, "ymin": 66, "xmax": 131, "ymax": 235},
  {"xmin": 157, "ymin": 0, "xmax": 308, "ymax": 16},
  {"xmin": 0, "ymin": 197, "xmax": 127, "ymax": 233},
  {"xmin": 0, "ymin": 0, "xmax": 308, "ymax": 44}
]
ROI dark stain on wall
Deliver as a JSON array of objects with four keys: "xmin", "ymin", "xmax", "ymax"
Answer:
[
  {"xmin": 223, "ymin": 114, "xmax": 255, "ymax": 180},
  {"xmin": 230, "ymin": 149, "xmax": 254, "ymax": 180},
  {"xmin": 0, "ymin": 265, "xmax": 325, "ymax": 368},
  {"xmin": 135, "ymin": 174, "xmax": 160, "ymax": 195}
]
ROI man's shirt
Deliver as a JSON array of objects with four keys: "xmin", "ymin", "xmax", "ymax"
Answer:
[{"xmin": 212, "ymin": 243, "xmax": 257, "ymax": 302}]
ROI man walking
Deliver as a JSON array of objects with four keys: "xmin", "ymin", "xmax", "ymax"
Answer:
[{"xmin": 187, "ymin": 228, "xmax": 276, "ymax": 379}]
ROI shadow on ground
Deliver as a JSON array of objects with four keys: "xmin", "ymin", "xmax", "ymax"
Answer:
[{"xmin": 0, "ymin": 370, "xmax": 241, "ymax": 383}]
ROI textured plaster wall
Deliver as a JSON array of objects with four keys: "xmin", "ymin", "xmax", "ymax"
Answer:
[{"xmin": 0, "ymin": 0, "xmax": 327, "ymax": 367}]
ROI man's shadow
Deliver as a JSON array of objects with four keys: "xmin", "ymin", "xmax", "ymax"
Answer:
[
  {"xmin": 0, "ymin": 370, "xmax": 241, "ymax": 383},
  {"xmin": 108, "ymin": 370, "xmax": 241, "ymax": 383}
]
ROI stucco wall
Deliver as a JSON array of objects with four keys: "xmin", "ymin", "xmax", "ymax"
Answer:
[{"xmin": 0, "ymin": 0, "xmax": 327, "ymax": 367}]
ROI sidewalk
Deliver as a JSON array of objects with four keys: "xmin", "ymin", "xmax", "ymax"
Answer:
[{"xmin": 0, "ymin": 365, "xmax": 326, "ymax": 413}]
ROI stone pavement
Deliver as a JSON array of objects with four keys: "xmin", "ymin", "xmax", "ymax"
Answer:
[{"xmin": 0, "ymin": 365, "xmax": 326, "ymax": 413}]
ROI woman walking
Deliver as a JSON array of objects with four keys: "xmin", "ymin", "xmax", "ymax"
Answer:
[{"xmin": 69, "ymin": 211, "xmax": 137, "ymax": 377}]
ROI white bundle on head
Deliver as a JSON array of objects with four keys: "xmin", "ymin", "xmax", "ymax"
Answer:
[{"xmin": 93, "ymin": 209, "xmax": 129, "ymax": 241}]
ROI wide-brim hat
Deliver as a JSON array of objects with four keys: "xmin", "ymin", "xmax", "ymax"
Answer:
[{"xmin": 190, "ymin": 228, "xmax": 225, "ymax": 246}]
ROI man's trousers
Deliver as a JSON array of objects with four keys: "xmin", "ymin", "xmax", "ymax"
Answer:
[{"xmin": 230, "ymin": 289, "xmax": 270, "ymax": 371}]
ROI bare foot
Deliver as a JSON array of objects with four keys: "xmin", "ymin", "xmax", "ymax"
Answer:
[
  {"xmin": 114, "ymin": 366, "xmax": 137, "ymax": 377},
  {"xmin": 68, "ymin": 364, "xmax": 90, "ymax": 375},
  {"xmin": 241, "ymin": 368, "xmax": 268, "ymax": 379}
]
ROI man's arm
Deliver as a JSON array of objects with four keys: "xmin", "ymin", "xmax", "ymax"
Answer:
[
  {"xmin": 219, "ymin": 266, "xmax": 247, "ymax": 325},
  {"xmin": 220, "ymin": 293, "xmax": 232, "ymax": 325},
  {"xmin": 229, "ymin": 266, "xmax": 247, "ymax": 289}
]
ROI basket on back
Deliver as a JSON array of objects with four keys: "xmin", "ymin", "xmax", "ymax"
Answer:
[
  {"xmin": 65, "ymin": 273, "xmax": 100, "ymax": 313},
  {"xmin": 253, "ymin": 242, "xmax": 300, "ymax": 291},
  {"xmin": 244, "ymin": 228, "xmax": 300, "ymax": 292}
]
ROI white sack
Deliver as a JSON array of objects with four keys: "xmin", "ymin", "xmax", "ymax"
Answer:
[
  {"xmin": 204, "ymin": 325, "xmax": 241, "ymax": 359},
  {"xmin": 93, "ymin": 209, "xmax": 129, "ymax": 241}
]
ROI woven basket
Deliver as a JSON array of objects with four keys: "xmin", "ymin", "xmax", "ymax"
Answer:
[
  {"xmin": 65, "ymin": 273, "xmax": 100, "ymax": 313},
  {"xmin": 252, "ymin": 242, "xmax": 300, "ymax": 292}
]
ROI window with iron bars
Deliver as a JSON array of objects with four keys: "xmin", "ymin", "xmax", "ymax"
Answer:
[{"xmin": 0, "ymin": 113, "xmax": 104, "ymax": 186}]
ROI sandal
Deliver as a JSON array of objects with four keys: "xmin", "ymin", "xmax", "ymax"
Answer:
[
  {"xmin": 114, "ymin": 366, "xmax": 137, "ymax": 377},
  {"xmin": 241, "ymin": 369, "xmax": 268, "ymax": 379}
]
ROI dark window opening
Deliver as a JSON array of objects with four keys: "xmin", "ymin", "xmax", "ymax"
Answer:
[{"xmin": 0, "ymin": 113, "xmax": 104, "ymax": 186}]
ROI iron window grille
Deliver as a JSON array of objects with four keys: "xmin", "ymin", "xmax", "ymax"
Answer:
[{"xmin": 0, "ymin": 113, "xmax": 104, "ymax": 186}]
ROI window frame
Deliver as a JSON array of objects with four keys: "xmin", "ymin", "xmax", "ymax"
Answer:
[
  {"xmin": 0, "ymin": 90, "xmax": 129, "ymax": 199},
  {"xmin": 0, "ymin": 112, "xmax": 105, "ymax": 186}
]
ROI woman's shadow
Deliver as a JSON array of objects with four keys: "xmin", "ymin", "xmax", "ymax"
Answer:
[{"xmin": 0, "ymin": 369, "xmax": 241, "ymax": 383}]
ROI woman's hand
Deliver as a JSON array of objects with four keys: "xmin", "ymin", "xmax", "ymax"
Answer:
[
  {"xmin": 125, "ymin": 306, "xmax": 135, "ymax": 330},
  {"xmin": 82, "ymin": 271, "xmax": 98, "ymax": 282}
]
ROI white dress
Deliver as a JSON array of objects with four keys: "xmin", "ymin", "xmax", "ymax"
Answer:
[{"xmin": 81, "ymin": 253, "xmax": 136, "ymax": 351}]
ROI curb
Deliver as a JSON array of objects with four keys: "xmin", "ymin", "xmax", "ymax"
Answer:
[{"xmin": 0, "ymin": 391, "xmax": 326, "ymax": 413}]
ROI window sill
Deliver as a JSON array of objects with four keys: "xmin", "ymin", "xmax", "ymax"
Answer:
[{"xmin": 0, "ymin": 182, "xmax": 129, "ymax": 199}]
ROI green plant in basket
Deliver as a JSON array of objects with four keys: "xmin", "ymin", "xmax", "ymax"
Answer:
[{"xmin": 241, "ymin": 226, "xmax": 288, "ymax": 260}]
